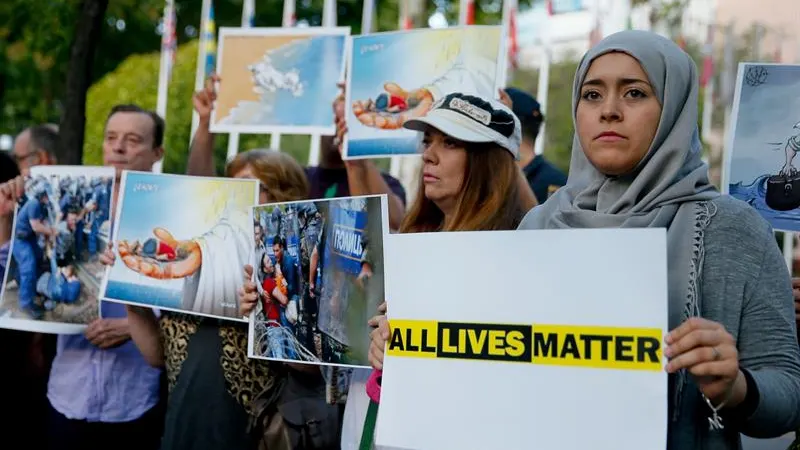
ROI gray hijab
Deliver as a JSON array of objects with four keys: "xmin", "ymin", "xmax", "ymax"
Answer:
[{"xmin": 519, "ymin": 30, "xmax": 720, "ymax": 331}]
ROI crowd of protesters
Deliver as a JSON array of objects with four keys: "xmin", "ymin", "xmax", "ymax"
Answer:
[{"xmin": 1, "ymin": 29, "xmax": 799, "ymax": 450}]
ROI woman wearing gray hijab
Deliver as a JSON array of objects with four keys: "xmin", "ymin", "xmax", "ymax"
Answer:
[{"xmin": 520, "ymin": 30, "xmax": 800, "ymax": 447}]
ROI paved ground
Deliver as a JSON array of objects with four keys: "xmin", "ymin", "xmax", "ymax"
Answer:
[{"xmin": 743, "ymin": 434, "xmax": 794, "ymax": 450}]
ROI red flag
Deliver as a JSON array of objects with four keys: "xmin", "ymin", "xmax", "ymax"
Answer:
[
  {"xmin": 699, "ymin": 25, "xmax": 714, "ymax": 88},
  {"xmin": 700, "ymin": 56, "xmax": 714, "ymax": 87},
  {"xmin": 546, "ymin": 0, "xmax": 554, "ymax": 16},
  {"xmin": 508, "ymin": 6, "xmax": 518, "ymax": 68},
  {"xmin": 466, "ymin": 0, "xmax": 475, "ymax": 24}
]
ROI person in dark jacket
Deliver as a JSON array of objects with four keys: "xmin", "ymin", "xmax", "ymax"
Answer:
[{"xmin": 505, "ymin": 87, "xmax": 567, "ymax": 202}]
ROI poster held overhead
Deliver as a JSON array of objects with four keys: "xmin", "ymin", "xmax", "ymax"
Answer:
[
  {"xmin": 210, "ymin": 26, "xmax": 350, "ymax": 136},
  {"xmin": 343, "ymin": 26, "xmax": 506, "ymax": 159}
]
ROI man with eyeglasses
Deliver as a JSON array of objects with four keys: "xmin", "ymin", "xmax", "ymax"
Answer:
[{"xmin": 12, "ymin": 124, "xmax": 59, "ymax": 176}]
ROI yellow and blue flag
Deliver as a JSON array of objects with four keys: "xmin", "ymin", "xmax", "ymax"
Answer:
[{"xmin": 204, "ymin": 2, "xmax": 216, "ymax": 77}]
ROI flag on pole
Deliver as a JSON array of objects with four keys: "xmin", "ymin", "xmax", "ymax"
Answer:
[
  {"xmin": 243, "ymin": 0, "xmax": 255, "ymax": 27},
  {"xmin": 282, "ymin": 0, "xmax": 296, "ymax": 27},
  {"xmin": 459, "ymin": 0, "xmax": 475, "ymax": 25},
  {"xmin": 508, "ymin": 2, "xmax": 518, "ymax": 68},
  {"xmin": 161, "ymin": 0, "xmax": 177, "ymax": 81},
  {"xmin": 699, "ymin": 24, "xmax": 715, "ymax": 87},
  {"xmin": 204, "ymin": 2, "xmax": 217, "ymax": 77}
]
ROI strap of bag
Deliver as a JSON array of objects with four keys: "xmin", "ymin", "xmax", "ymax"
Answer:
[{"xmin": 358, "ymin": 401, "xmax": 379, "ymax": 450}]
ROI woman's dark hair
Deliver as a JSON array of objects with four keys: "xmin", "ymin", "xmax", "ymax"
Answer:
[
  {"xmin": 0, "ymin": 152, "xmax": 20, "ymax": 184},
  {"xmin": 271, "ymin": 235, "xmax": 286, "ymax": 249},
  {"xmin": 401, "ymin": 142, "xmax": 524, "ymax": 233}
]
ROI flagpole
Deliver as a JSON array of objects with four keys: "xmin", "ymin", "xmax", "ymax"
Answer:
[
  {"xmin": 361, "ymin": 0, "xmax": 374, "ymax": 34},
  {"xmin": 502, "ymin": 0, "xmax": 519, "ymax": 85},
  {"xmin": 308, "ymin": 0, "xmax": 337, "ymax": 166},
  {"xmin": 535, "ymin": 0, "xmax": 552, "ymax": 156},
  {"xmin": 272, "ymin": 0, "xmax": 297, "ymax": 152},
  {"xmin": 227, "ymin": 0, "xmax": 255, "ymax": 162},
  {"xmin": 153, "ymin": 0, "xmax": 176, "ymax": 174},
  {"xmin": 458, "ymin": 0, "xmax": 474, "ymax": 26},
  {"xmin": 389, "ymin": 0, "xmax": 412, "ymax": 180},
  {"xmin": 190, "ymin": 0, "xmax": 213, "ymax": 147}
]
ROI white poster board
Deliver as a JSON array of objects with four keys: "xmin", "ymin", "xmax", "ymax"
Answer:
[{"xmin": 376, "ymin": 228, "xmax": 668, "ymax": 450}]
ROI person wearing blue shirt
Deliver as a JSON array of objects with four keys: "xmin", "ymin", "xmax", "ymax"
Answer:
[
  {"xmin": 45, "ymin": 104, "xmax": 167, "ymax": 450},
  {"xmin": 87, "ymin": 177, "xmax": 110, "ymax": 256},
  {"xmin": 13, "ymin": 187, "xmax": 56, "ymax": 319},
  {"xmin": 504, "ymin": 87, "xmax": 568, "ymax": 202}
]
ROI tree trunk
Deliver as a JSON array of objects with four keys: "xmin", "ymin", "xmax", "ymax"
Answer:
[{"xmin": 57, "ymin": 0, "xmax": 109, "ymax": 165}]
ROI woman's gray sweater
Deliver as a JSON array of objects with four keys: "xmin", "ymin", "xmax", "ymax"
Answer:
[{"xmin": 664, "ymin": 196, "xmax": 800, "ymax": 449}]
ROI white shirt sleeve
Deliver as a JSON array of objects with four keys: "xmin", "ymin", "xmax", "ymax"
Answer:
[{"xmin": 424, "ymin": 50, "xmax": 498, "ymax": 101}]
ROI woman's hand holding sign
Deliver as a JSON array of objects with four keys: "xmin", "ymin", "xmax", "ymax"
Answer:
[
  {"xmin": 665, "ymin": 317, "xmax": 746, "ymax": 408},
  {"xmin": 368, "ymin": 301, "xmax": 389, "ymax": 370},
  {"xmin": 238, "ymin": 264, "xmax": 258, "ymax": 317}
]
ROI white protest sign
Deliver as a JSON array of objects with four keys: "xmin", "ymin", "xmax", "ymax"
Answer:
[{"xmin": 376, "ymin": 228, "xmax": 668, "ymax": 450}]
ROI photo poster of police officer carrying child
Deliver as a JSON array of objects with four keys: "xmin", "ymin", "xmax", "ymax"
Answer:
[
  {"xmin": 0, "ymin": 165, "xmax": 115, "ymax": 334},
  {"xmin": 247, "ymin": 194, "xmax": 389, "ymax": 368}
]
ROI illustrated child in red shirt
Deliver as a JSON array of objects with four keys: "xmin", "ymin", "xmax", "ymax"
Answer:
[{"xmin": 141, "ymin": 237, "xmax": 178, "ymax": 261}]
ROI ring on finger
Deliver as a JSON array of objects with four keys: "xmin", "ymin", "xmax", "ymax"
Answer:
[{"xmin": 711, "ymin": 346, "xmax": 721, "ymax": 361}]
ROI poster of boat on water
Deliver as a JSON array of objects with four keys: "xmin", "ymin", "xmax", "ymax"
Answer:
[{"xmin": 724, "ymin": 63, "xmax": 800, "ymax": 232}]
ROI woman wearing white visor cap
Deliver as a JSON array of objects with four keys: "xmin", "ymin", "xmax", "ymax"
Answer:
[{"xmin": 343, "ymin": 92, "xmax": 536, "ymax": 449}]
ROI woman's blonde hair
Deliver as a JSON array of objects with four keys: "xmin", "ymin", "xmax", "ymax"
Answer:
[
  {"xmin": 226, "ymin": 149, "xmax": 310, "ymax": 202},
  {"xmin": 400, "ymin": 143, "xmax": 523, "ymax": 233}
]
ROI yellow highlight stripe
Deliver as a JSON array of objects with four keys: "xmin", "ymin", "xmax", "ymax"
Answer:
[{"xmin": 384, "ymin": 320, "xmax": 664, "ymax": 372}]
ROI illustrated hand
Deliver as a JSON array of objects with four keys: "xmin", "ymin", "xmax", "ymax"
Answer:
[
  {"xmin": 238, "ymin": 264, "xmax": 258, "ymax": 317},
  {"xmin": 194, "ymin": 74, "xmax": 220, "ymax": 123},
  {"xmin": 117, "ymin": 227, "xmax": 200, "ymax": 280},
  {"xmin": 352, "ymin": 82, "xmax": 434, "ymax": 130},
  {"xmin": 665, "ymin": 317, "xmax": 743, "ymax": 406},
  {"xmin": 780, "ymin": 163, "xmax": 797, "ymax": 178},
  {"xmin": 85, "ymin": 318, "xmax": 130, "ymax": 349},
  {"xmin": 0, "ymin": 175, "xmax": 25, "ymax": 217},
  {"xmin": 368, "ymin": 300, "xmax": 389, "ymax": 370},
  {"xmin": 498, "ymin": 88, "xmax": 513, "ymax": 109}
]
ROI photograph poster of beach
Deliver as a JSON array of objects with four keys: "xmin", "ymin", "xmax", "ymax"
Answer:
[
  {"xmin": 210, "ymin": 27, "xmax": 349, "ymax": 135},
  {"xmin": 100, "ymin": 171, "xmax": 258, "ymax": 321},
  {"xmin": 343, "ymin": 26, "xmax": 505, "ymax": 159},
  {"xmin": 724, "ymin": 63, "xmax": 800, "ymax": 232}
]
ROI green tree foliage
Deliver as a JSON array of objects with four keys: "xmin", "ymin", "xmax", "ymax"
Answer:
[{"xmin": 509, "ymin": 59, "xmax": 580, "ymax": 175}]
